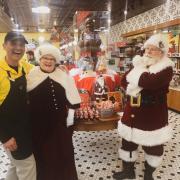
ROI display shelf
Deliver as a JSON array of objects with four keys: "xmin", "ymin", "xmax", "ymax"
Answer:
[
  {"xmin": 74, "ymin": 114, "xmax": 120, "ymax": 131},
  {"xmin": 168, "ymin": 53, "xmax": 180, "ymax": 58},
  {"xmin": 98, "ymin": 113, "xmax": 120, "ymax": 122}
]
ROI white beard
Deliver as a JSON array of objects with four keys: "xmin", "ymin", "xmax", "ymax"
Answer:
[
  {"xmin": 143, "ymin": 55, "xmax": 158, "ymax": 66},
  {"xmin": 97, "ymin": 76, "xmax": 105, "ymax": 87}
]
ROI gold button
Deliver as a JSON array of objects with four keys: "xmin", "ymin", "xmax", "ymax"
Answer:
[{"xmin": 131, "ymin": 114, "xmax": 135, "ymax": 118}]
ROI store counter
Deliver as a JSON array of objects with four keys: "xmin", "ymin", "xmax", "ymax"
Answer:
[{"xmin": 167, "ymin": 87, "xmax": 180, "ymax": 112}]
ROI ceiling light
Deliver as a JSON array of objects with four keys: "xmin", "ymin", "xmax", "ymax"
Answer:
[
  {"xmin": 124, "ymin": 10, "xmax": 127, "ymax": 15},
  {"xmin": 103, "ymin": 29, "xmax": 109, "ymax": 32},
  {"xmin": 94, "ymin": 29, "xmax": 101, "ymax": 32},
  {"xmin": 13, "ymin": 29, "xmax": 24, "ymax": 32},
  {"xmin": 15, "ymin": 24, "xmax": 19, "ymax": 28},
  {"xmin": 38, "ymin": 36, "xmax": 45, "ymax": 43},
  {"xmin": 11, "ymin": 17, "xmax": 14, "ymax": 21},
  {"xmin": 162, "ymin": 30, "xmax": 168, "ymax": 33},
  {"xmin": 32, "ymin": 6, "xmax": 50, "ymax": 14},
  {"xmin": 53, "ymin": 21, "xmax": 57, "ymax": 26},
  {"xmin": 153, "ymin": 30, "xmax": 157, "ymax": 34},
  {"xmin": 38, "ymin": 28, "xmax": 45, "ymax": 32}
]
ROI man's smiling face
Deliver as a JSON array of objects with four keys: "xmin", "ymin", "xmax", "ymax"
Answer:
[{"xmin": 3, "ymin": 40, "xmax": 25, "ymax": 63}]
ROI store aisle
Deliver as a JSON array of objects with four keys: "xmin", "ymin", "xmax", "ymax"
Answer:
[{"xmin": 0, "ymin": 111, "xmax": 180, "ymax": 180}]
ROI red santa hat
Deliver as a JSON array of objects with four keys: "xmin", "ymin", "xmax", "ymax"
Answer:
[
  {"xmin": 35, "ymin": 43, "xmax": 61, "ymax": 62},
  {"xmin": 144, "ymin": 33, "xmax": 168, "ymax": 54}
]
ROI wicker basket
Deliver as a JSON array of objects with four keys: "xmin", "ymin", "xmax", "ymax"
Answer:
[{"xmin": 99, "ymin": 108, "xmax": 114, "ymax": 118}]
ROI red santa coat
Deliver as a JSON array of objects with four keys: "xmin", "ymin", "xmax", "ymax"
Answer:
[
  {"xmin": 74, "ymin": 71, "xmax": 120, "ymax": 95},
  {"xmin": 118, "ymin": 56, "xmax": 174, "ymax": 146},
  {"xmin": 76, "ymin": 71, "xmax": 96, "ymax": 95}
]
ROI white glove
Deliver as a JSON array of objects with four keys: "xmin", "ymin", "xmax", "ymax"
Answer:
[
  {"xmin": 132, "ymin": 55, "xmax": 146, "ymax": 68},
  {"xmin": 66, "ymin": 109, "xmax": 75, "ymax": 127},
  {"xmin": 126, "ymin": 83, "xmax": 142, "ymax": 97}
]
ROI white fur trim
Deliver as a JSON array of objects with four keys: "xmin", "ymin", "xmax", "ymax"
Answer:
[
  {"xmin": 127, "ymin": 67, "xmax": 148, "ymax": 86},
  {"xmin": 149, "ymin": 57, "xmax": 174, "ymax": 74},
  {"xmin": 132, "ymin": 55, "xmax": 144, "ymax": 67},
  {"xmin": 35, "ymin": 44, "xmax": 61, "ymax": 62},
  {"xmin": 118, "ymin": 148, "xmax": 138, "ymax": 162},
  {"xmin": 145, "ymin": 153, "xmax": 163, "ymax": 168},
  {"xmin": 126, "ymin": 64, "xmax": 148, "ymax": 97},
  {"xmin": 78, "ymin": 71, "xmax": 96, "ymax": 81},
  {"xmin": 94, "ymin": 92, "xmax": 108, "ymax": 95},
  {"xmin": 126, "ymin": 56, "xmax": 174, "ymax": 97},
  {"xmin": 126, "ymin": 55, "xmax": 148, "ymax": 97},
  {"xmin": 144, "ymin": 34, "xmax": 168, "ymax": 54},
  {"xmin": 66, "ymin": 109, "xmax": 75, "ymax": 127},
  {"xmin": 118, "ymin": 121, "xmax": 172, "ymax": 146},
  {"xmin": 27, "ymin": 67, "xmax": 48, "ymax": 91},
  {"xmin": 126, "ymin": 83, "xmax": 142, "ymax": 97},
  {"xmin": 27, "ymin": 66, "xmax": 81, "ymax": 105},
  {"xmin": 69, "ymin": 68, "xmax": 82, "ymax": 77},
  {"xmin": 96, "ymin": 76, "xmax": 105, "ymax": 87},
  {"xmin": 103, "ymin": 74, "xmax": 115, "ymax": 82}
]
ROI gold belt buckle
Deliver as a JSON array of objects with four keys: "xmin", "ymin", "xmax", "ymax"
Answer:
[{"xmin": 130, "ymin": 94, "xmax": 141, "ymax": 107}]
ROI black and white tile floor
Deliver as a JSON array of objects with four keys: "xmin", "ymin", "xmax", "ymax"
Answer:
[{"xmin": 0, "ymin": 111, "xmax": 180, "ymax": 180}]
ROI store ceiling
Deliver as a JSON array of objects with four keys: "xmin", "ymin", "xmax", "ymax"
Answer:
[{"xmin": 1, "ymin": 0, "xmax": 165, "ymax": 33}]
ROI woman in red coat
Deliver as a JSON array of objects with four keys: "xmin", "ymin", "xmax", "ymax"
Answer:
[
  {"xmin": 113, "ymin": 34, "xmax": 174, "ymax": 180},
  {"xmin": 27, "ymin": 44, "xmax": 81, "ymax": 180}
]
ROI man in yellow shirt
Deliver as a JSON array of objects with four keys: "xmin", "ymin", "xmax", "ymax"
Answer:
[{"xmin": 0, "ymin": 31, "xmax": 36, "ymax": 180}]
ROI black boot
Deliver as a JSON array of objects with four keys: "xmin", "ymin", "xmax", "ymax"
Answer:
[
  {"xmin": 144, "ymin": 161, "xmax": 156, "ymax": 180},
  {"xmin": 113, "ymin": 161, "xmax": 136, "ymax": 179}
]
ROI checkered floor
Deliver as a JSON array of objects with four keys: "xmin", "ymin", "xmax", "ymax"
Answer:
[{"xmin": 0, "ymin": 111, "xmax": 180, "ymax": 180}]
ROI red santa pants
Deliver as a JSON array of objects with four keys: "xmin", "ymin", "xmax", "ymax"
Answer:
[{"xmin": 119, "ymin": 139, "xmax": 164, "ymax": 168}]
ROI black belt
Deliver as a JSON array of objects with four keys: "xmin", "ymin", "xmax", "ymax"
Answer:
[
  {"xmin": 127, "ymin": 95, "xmax": 166, "ymax": 106},
  {"xmin": 141, "ymin": 95, "xmax": 165, "ymax": 105}
]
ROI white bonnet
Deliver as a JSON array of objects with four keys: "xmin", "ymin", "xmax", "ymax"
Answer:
[{"xmin": 35, "ymin": 44, "xmax": 61, "ymax": 62}]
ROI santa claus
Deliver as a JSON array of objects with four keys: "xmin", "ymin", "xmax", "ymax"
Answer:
[{"xmin": 113, "ymin": 34, "xmax": 174, "ymax": 180}]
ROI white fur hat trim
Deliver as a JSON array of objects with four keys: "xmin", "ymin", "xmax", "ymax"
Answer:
[
  {"xmin": 144, "ymin": 34, "xmax": 168, "ymax": 54},
  {"xmin": 35, "ymin": 43, "xmax": 61, "ymax": 62}
]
